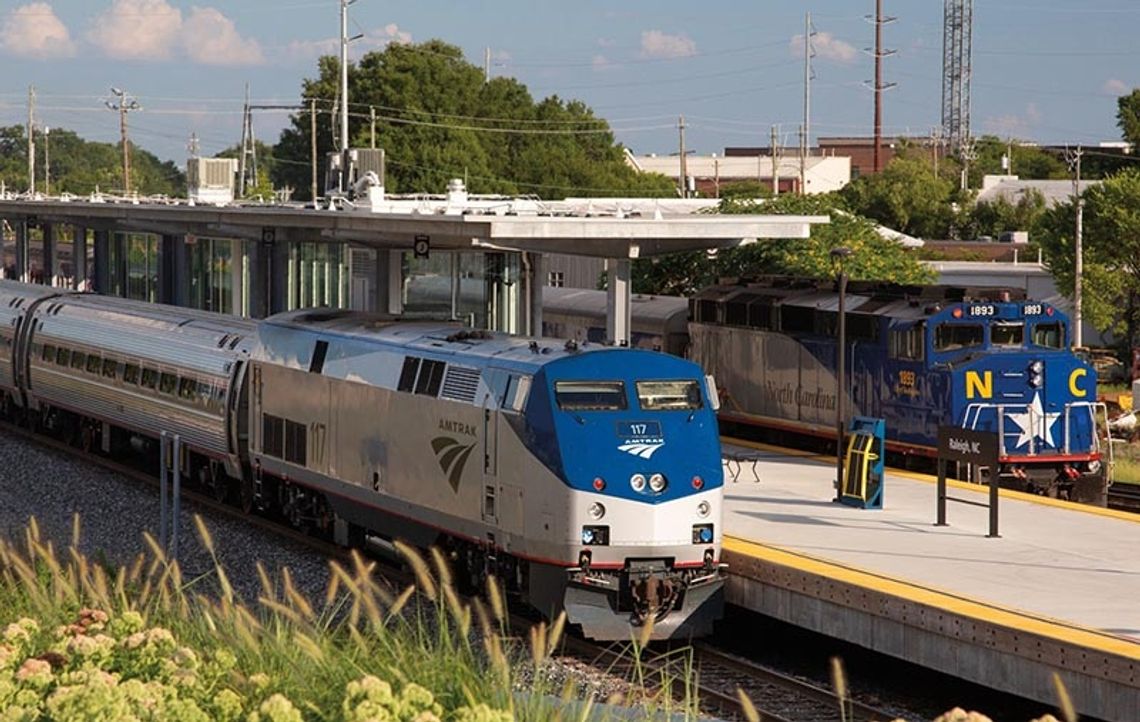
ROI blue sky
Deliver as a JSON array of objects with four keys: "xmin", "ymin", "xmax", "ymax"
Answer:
[{"xmin": 0, "ymin": 0, "xmax": 1137, "ymax": 166}]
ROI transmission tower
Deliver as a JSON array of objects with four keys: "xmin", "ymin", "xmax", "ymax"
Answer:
[{"xmin": 941, "ymin": 0, "xmax": 973, "ymax": 154}]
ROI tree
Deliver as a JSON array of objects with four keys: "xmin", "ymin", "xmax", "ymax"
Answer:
[
  {"xmin": 1118, "ymin": 88, "xmax": 1140, "ymax": 150},
  {"xmin": 961, "ymin": 188, "xmax": 1047, "ymax": 241},
  {"xmin": 631, "ymin": 193, "xmax": 935, "ymax": 296},
  {"xmin": 273, "ymin": 41, "xmax": 674, "ymax": 200},
  {"xmin": 840, "ymin": 157, "xmax": 955, "ymax": 239},
  {"xmin": 1037, "ymin": 168, "xmax": 1140, "ymax": 345}
]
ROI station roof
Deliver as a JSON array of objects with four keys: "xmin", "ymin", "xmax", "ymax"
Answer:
[{"xmin": 0, "ymin": 197, "xmax": 828, "ymax": 259}]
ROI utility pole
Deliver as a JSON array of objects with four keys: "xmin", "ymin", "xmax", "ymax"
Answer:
[
  {"xmin": 959, "ymin": 135, "xmax": 976, "ymax": 191},
  {"xmin": 27, "ymin": 86, "xmax": 35, "ymax": 194},
  {"xmin": 43, "ymin": 127, "xmax": 50, "ymax": 196},
  {"xmin": 802, "ymin": 11, "xmax": 815, "ymax": 194},
  {"xmin": 310, "ymin": 99, "xmax": 318, "ymax": 203},
  {"xmin": 870, "ymin": 0, "xmax": 897, "ymax": 173},
  {"xmin": 338, "ymin": 0, "xmax": 361, "ymax": 193},
  {"xmin": 238, "ymin": 83, "xmax": 255, "ymax": 197},
  {"xmin": 485, "ymin": 47, "xmax": 491, "ymax": 82},
  {"xmin": 771, "ymin": 125, "xmax": 781, "ymax": 196},
  {"xmin": 677, "ymin": 115, "xmax": 687, "ymax": 198},
  {"xmin": 106, "ymin": 87, "xmax": 140, "ymax": 193},
  {"xmin": 1066, "ymin": 146, "xmax": 1084, "ymax": 348},
  {"xmin": 930, "ymin": 126, "xmax": 943, "ymax": 176},
  {"xmin": 370, "ymin": 106, "xmax": 376, "ymax": 149}
]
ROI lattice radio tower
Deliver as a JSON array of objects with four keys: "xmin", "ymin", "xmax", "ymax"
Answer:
[{"xmin": 941, "ymin": 0, "xmax": 973, "ymax": 154}]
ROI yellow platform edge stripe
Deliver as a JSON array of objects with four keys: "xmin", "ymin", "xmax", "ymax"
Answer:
[
  {"xmin": 724, "ymin": 535, "xmax": 1140, "ymax": 660},
  {"xmin": 722, "ymin": 435, "xmax": 1140, "ymax": 524}
]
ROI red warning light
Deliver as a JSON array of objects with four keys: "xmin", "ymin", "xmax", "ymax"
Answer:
[{"xmin": 951, "ymin": 307, "xmax": 963, "ymax": 319}]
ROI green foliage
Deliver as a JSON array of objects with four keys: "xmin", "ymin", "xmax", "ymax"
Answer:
[
  {"xmin": 273, "ymin": 41, "xmax": 674, "ymax": 199},
  {"xmin": 0, "ymin": 125, "xmax": 185, "ymax": 197},
  {"xmin": 631, "ymin": 193, "xmax": 934, "ymax": 296},
  {"xmin": 840, "ymin": 157, "xmax": 955, "ymax": 238},
  {"xmin": 1038, "ymin": 168, "xmax": 1140, "ymax": 342},
  {"xmin": 1117, "ymin": 88, "xmax": 1140, "ymax": 150},
  {"xmin": 968, "ymin": 135, "xmax": 1067, "ymax": 184},
  {"xmin": 961, "ymin": 189, "xmax": 1047, "ymax": 241},
  {"xmin": 717, "ymin": 180, "xmax": 772, "ymax": 201}
]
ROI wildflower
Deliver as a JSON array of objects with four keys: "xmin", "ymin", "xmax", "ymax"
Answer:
[
  {"xmin": 0, "ymin": 643, "xmax": 17, "ymax": 670},
  {"xmin": 213, "ymin": 688, "xmax": 245, "ymax": 722},
  {"xmin": 246, "ymin": 693, "xmax": 304, "ymax": 722},
  {"xmin": 398, "ymin": 683, "xmax": 442, "ymax": 719},
  {"xmin": 3, "ymin": 619, "xmax": 39, "ymax": 649},
  {"xmin": 76, "ymin": 609, "xmax": 109, "ymax": 632},
  {"xmin": 14, "ymin": 658, "xmax": 53, "ymax": 687},
  {"xmin": 109, "ymin": 610, "xmax": 145, "ymax": 638}
]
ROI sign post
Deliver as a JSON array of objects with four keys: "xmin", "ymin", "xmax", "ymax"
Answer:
[{"xmin": 936, "ymin": 426, "xmax": 1001, "ymax": 538}]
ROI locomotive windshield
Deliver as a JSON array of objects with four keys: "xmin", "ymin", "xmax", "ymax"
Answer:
[
  {"xmin": 991, "ymin": 322, "xmax": 1024, "ymax": 347},
  {"xmin": 1033, "ymin": 322, "xmax": 1064, "ymax": 348},
  {"xmin": 934, "ymin": 324, "xmax": 983, "ymax": 351},
  {"xmin": 636, "ymin": 380, "xmax": 703, "ymax": 411},
  {"xmin": 554, "ymin": 381, "xmax": 628, "ymax": 411}
]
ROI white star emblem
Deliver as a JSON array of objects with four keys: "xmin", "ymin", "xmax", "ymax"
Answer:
[{"xmin": 1004, "ymin": 392, "xmax": 1061, "ymax": 449}]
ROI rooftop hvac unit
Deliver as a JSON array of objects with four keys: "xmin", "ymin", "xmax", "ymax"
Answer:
[
  {"xmin": 187, "ymin": 157, "xmax": 237, "ymax": 204},
  {"xmin": 325, "ymin": 148, "xmax": 387, "ymax": 198}
]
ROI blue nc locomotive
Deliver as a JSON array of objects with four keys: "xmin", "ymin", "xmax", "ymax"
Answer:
[{"xmin": 690, "ymin": 278, "xmax": 1110, "ymax": 504}]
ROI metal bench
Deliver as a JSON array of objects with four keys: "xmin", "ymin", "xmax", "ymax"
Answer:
[{"xmin": 723, "ymin": 449, "xmax": 764, "ymax": 483}]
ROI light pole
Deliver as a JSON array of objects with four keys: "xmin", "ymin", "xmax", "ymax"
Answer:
[{"xmin": 831, "ymin": 246, "xmax": 853, "ymax": 499}]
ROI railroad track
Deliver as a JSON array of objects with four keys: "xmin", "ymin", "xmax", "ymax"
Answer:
[
  {"xmin": 3, "ymin": 420, "xmax": 903, "ymax": 721},
  {"xmin": 1108, "ymin": 483, "xmax": 1140, "ymax": 512}
]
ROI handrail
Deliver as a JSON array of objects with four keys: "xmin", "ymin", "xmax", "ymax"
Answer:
[{"xmin": 960, "ymin": 400, "xmax": 1103, "ymax": 459}]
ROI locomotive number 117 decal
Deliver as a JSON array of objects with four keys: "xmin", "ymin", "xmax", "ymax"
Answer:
[{"xmin": 965, "ymin": 369, "xmax": 1089, "ymax": 399}]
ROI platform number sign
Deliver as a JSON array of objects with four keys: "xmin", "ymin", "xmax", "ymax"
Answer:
[
  {"xmin": 260, "ymin": 227, "xmax": 276, "ymax": 246},
  {"xmin": 413, "ymin": 234, "xmax": 430, "ymax": 259}
]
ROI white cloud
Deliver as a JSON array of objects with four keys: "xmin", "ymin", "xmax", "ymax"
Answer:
[
  {"xmin": 983, "ymin": 104, "xmax": 1042, "ymax": 137},
  {"xmin": 639, "ymin": 30, "xmax": 696, "ymax": 59},
  {"xmin": 183, "ymin": 7, "xmax": 264, "ymax": 66},
  {"xmin": 592, "ymin": 54, "xmax": 611, "ymax": 72},
  {"xmin": 0, "ymin": 3, "xmax": 77, "ymax": 59},
  {"xmin": 1104, "ymin": 78, "xmax": 1130, "ymax": 95},
  {"xmin": 87, "ymin": 0, "xmax": 262, "ymax": 65},
  {"xmin": 789, "ymin": 31, "xmax": 856, "ymax": 63},
  {"xmin": 286, "ymin": 22, "xmax": 412, "ymax": 62},
  {"xmin": 87, "ymin": 0, "xmax": 182, "ymax": 61}
]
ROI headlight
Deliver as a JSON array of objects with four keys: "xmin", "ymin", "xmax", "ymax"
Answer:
[
  {"xmin": 588, "ymin": 502, "xmax": 606, "ymax": 520},
  {"xmin": 630, "ymin": 473, "xmax": 647, "ymax": 492},
  {"xmin": 697, "ymin": 501, "xmax": 710, "ymax": 518},
  {"xmin": 649, "ymin": 473, "xmax": 667, "ymax": 492},
  {"xmin": 1087, "ymin": 459, "xmax": 1101, "ymax": 474}
]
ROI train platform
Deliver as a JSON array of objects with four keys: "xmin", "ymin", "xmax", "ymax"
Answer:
[{"xmin": 719, "ymin": 441, "xmax": 1140, "ymax": 722}]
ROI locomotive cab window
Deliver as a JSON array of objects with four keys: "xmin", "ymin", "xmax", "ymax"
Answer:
[
  {"xmin": 1033, "ymin": 322, "xmax": 1064, "ymax": 349},
  {"xmin": 991, "ymin": 322, "xmax": 1024, "ymax": 347},
  {"xmin": 934, "ymin": 324, "xmax": 983, "ymax": 351},
  {"xmin": 636, "ymin": 380, "xmax": 703, "ymax": 411},
  {"xmin": 888, "ymin": 323, "xmax": 924, "ymax": 361},
  {"xmin": 554, "ymin": 381, "xmax": 628, "ymax": 411}
]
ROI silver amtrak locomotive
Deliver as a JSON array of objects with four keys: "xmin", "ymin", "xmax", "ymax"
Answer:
[{"xmin": 0, "ymin": 280, "xmax": 725, "ymax": 640}]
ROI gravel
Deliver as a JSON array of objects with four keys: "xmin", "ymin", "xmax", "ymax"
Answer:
[{"xmin": 0, "ymin": 429, "xmax": 331, "ymax": 605}]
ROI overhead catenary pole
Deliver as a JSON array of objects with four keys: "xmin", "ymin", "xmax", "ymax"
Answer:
[
  {"xmin": 801, "ymin": 11, "xmax": 813, "ymax": 194},
  {"xmin": 771, "ymin": 125, "xmax": 780, "ymax": 196},
  {"xmin": 43, "ymin": 127, "xmax": 50, "ymax": 196},
  {"xmin": 338, "ymin": 0, "xmax": 360, "ymax": 193},
  {"xmin": 1068, "ymin": 145, "xmax": 1084, "ymax": 348}
]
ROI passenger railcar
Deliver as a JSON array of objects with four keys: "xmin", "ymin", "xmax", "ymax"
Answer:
[
  {"xmin": 542, "ymin": 287, "xmax": 690, "ymax": 356},
  {"xmin": 0, "ymin": 280, "xmax": 724, "ymax": 640},
  {"xmin": 690, "ymin": 277, "xmax": 1109, "ymax": 504}
]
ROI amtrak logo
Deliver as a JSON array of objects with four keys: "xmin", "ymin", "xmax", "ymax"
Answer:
[
  {"xmin": 618, "ymin": 439, "xmax": 665, "ymax": 459},
  {"xmin": 431, "ymin": 436, "xmax": 477, "ymax": 493},
  {"xmin": 1004, "ymin": 392, "xmax": 1062, "ymax": 449}
]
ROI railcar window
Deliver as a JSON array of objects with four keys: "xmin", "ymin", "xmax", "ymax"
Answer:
[
  {"xmin": 197, "ymin": 382, "xmax": 214, "ymax": 409},
  {"xmin": 748, "ymin": 303, "xmax": 772, "ymax": 329},
  {"xmin": 102, "ymin": 358, "xmax": 118, "ymax": 379},
  {"xmin": 780, "ymin": 306, "xmax": 815, "ymax": 334},
  {"xmin": 178, "ymin": 377, "xmax": 197, "ymax": 400},
  {"xmin": 159, "ymin": 372, "xmax": 177, "ymax": 395},
  {"xmin": 56, "ymin": 347, "xmax": 70, "ymax": 366},
  {"xmin": 397, "ymin": 357, "xmax": 420, "ymax": 392},
  {"xmin": 85, "ymin": 355, "xmax": 101, "ymax": 374},
  {"xmin": 934, "ymin": 324, "xmax": 983, "ymax": 351},
  {"xmin": 71, "ymin": 352, "xmax": 86, "ymax": 371},
  {"xmin": 123, "ymin": 364, "xmax": 140, "ymax": 385},
  {"xmin": 1033, "ymin": 322, "xmax": 1064, "ymax": 349},
  {"xmin": 41, "ymin": 345, "xmax": 55, "ymax": 363},
  {"xmin": 141, "ymin": 368, "xmax": 158, "ymax": 390},
  {"xmin": 636, "ymin": 380, "xmax": 703, "ymax": 411},
  {"xmin": 554, "ymin": 381, "xmax": 628, "ymax": 411},
  {"xmin": 991, "ymin": 322, "xmax": 1024, "ymax": 347}
]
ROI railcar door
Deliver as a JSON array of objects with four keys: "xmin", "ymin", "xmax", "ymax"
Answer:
[{"xmin": 481, "ymin": 392, "xmax": 498, "ymax": 525}]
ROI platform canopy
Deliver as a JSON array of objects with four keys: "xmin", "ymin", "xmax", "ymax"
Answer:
[{"xmin": 0, "ymin": 199, "xmax": 828, "ymax": 258}]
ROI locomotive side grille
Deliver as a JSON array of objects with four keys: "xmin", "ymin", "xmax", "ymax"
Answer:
[{"xmin": 440, "ymin": 366, "xmax": 480, "ymax": 403}]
